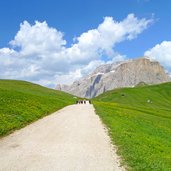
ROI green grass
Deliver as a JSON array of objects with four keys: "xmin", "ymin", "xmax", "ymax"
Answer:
[
  {"xmin": 93, "ymin": 82, "xmax": 171, "ymax": 171},
  {"xmin": 0, "ymin": 80, "xmax": 75, "ymax": 137}
]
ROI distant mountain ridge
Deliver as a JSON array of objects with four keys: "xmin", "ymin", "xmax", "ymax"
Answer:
[{"xmin": 56, "ymin": 57, "xmax": 170, "ymax": 98}]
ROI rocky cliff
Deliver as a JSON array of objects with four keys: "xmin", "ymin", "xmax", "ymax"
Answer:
[{"xmin": 56, "ymin": 57, "xmax": 170, "ymax": 98}]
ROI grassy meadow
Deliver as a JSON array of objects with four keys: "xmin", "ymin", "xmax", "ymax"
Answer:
[
  {"xmin": 0, "ymin": 80, "xmax": 75, "ymax": 137},
  {"xmin": 93, "ymin": 82, "xmax": 171, "ymax": 170}
]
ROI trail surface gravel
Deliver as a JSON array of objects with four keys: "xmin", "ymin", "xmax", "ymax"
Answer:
[{"xmin": 0, "ymin": 104, "xmax": 124, "ymax": 171}]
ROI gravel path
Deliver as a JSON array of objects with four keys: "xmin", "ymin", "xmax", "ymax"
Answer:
[{"xmin": 0, "ymin": 104, "xmax": 124, "ymax": 171}]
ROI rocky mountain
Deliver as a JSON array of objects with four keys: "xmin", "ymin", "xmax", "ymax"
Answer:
[{"xmin": 56, "ymin": 57, "xmax": 170, "ymax": 98}]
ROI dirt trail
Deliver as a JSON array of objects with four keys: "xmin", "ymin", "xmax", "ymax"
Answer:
[{"xmin": 0, "ymin": 104, "xmax": 124, "ymax": 171}]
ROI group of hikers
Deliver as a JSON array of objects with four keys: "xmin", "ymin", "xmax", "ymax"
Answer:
[{"xmin": 76, "ymin": 100, "xmax": 91, "ymax": 104}]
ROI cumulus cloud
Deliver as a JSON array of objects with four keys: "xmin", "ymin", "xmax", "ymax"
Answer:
[
  {"xmin": 10, "ymin": 21, "xmax": 66, "ymax": 56},
  {"xmin": 68, "ymin": 14, "xmax": 152, "ymax": 64},
  {"xmin": 0, "ymin": 14, "xmax": 153, "ymax": 87},
  {"xmin": 144, "ymin": 41, "xmax": 171, "ymax": 71}
]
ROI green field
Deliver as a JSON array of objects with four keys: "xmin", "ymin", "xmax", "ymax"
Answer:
[
  {"xmin": 0, "ymin": 80, "xmax": 75, "ymax": 137},
  {"xmin": 93, "ymin": 82, "xmax": 171, "ymax": 170}
]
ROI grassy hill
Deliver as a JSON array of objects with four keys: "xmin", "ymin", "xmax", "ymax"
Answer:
[
  {"xmin": 93, "ymin": 82, "xmax": 171, "ymax": 170},
  {"xmin": 0, "ymin": 80, "xmax": 75, "ymax": 137}
]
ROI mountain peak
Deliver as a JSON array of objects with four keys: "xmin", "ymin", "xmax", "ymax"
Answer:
[{"xmin": 56, "ymin": 57, "xmax": 170, "ymax": 98}]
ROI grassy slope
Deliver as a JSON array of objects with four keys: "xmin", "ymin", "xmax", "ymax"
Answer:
[
  {"xmin": 0, "ymin": 80, "xmax": 75, "ymax": 137},
  {"xmin": 93, "ymin": 82, "xmax": 171, "ymax": 170}
]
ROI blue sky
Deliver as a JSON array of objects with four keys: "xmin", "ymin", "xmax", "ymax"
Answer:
[
  {"xmin": 0, "ymin": 0, "xmax": 171, "ymax": 55},
  {"xmin": 0, "ymin": 0, "xmax": 171, "ymax": 87}
]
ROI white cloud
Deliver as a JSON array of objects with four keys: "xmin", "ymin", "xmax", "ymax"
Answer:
[
  {"xmin": 0, "ymin": 14, "xmax": 153, "ymax": 87},
  {"xmin": 68, "ymin": 14, "xmax": 153, "ymax": 64},
  {"xmin": 144, "ymin": 41, "xmax": 171, "ymax": 71},
  {"xmin": 10, "ymin": 21, "xmax": 66, "ymax": 56}
]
